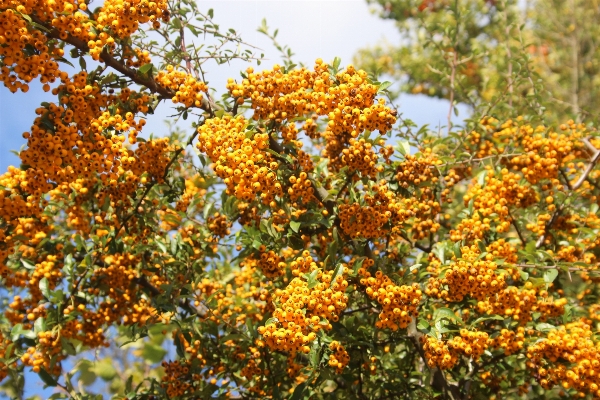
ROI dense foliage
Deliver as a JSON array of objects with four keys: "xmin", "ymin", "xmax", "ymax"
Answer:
[{"xmin": 1, "ymin": 0, "xmax": 600, "ymax": 399}]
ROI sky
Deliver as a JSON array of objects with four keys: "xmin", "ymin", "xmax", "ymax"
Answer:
[{"xmin": 0, "ymin": 1, "xmax": 465, "ymax": 398}]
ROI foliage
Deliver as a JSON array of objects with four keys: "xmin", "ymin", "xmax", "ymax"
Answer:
[
  {"xmin": 356, "ymin": 0, "xmax": 600, "ymax": 124},
  {"xmin": 0, "ymin": 0, "xmax": 600, "ymax": 399}
]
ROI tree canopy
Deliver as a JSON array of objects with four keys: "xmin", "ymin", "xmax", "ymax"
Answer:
[{"xmin": 1, "ymin": 0, "xmax": 600, "ymax": 399}]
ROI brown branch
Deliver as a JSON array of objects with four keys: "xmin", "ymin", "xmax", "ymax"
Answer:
[
  {"xmin": 517, "ymin": 263, "xmax": 600, "ymax": 273},
  {"xmin": 572, "ymin": 138, "xmax": 600, "ymax": 190},
  {"xmin": 30, "ymin": 14, "xmax": 218, "ymax": 114},
  {"xmin": 447, "ymin": 50, "xmax": 457, "ymax": 135},
  {"xmin": 507, "ymin": 207, "xmax": 526, "ymax": 246},
  {"xmin": 132, "ymin": 276, "xmax": 207, "ymax": 318}
]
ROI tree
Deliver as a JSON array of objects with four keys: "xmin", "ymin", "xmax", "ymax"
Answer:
[
  {"xmin": 0, "ymin": 0, "xmax": 600, "ymax": 399},
  {"xmin": 356, "ymin": 0, "xmax": 600, "ymax": 124}
]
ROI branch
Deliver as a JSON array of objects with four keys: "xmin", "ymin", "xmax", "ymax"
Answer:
[
  {"xmin": 31, "ymin": 14, "xmax": 219, "ymax": 114},
  {"xmin": 572, "ymin": 137, "xmax": 600, "ymax": 190}
]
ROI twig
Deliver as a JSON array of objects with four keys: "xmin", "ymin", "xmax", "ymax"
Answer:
[
  {"xmin": 572, "ymin": 138, "xmax": 600, "ymax": 190},
  {"xmin": 507, "ymin": 207, "xmax": 526, "ymax": 246}
]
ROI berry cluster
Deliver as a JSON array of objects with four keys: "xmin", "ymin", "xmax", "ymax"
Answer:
[
  {"xmin": 395, "ymin": 151, "xmax": 440, "ymax": 188},
  {"xmin": 447, "ymin": 329, "xmax": 489, "ymax": 361},
  {"xmin": 0, "ymin": 9, "xmax": 62, "ymax": 92},
  {"xmin": 488, "ymin": 327, "xmax": 526, "ymax": 356},
  {"xmin": 258, "ymin": 266, "xmax": 349, "ymax": 354},
  {"xmin": 358, "ymin": 260, "xmax": 422, "ymax": 330},
  {"xmin": 196, "ymin": 115, "xmax": 282, "ymax": 203},
  {"xmin": 226, "ymin": 61, "xmax": 396, "ymax": 169},
  {"xmin": 426, "ymin": 245, "xmax": 506, "ymax": 302},
  {"xmin": 288, "ymin": 172, "xmax": 316, "ymax": 204},
  {"xmin": 339, "ymin": 182, "xmax": 413, "ymax": 239},
  {"xmin": 156, "ymin": 66, "xmax": 208, "ymax": 107},
  {"xmin": 340, "ymin": 138, "xmax": 380, "ymax": 177},
  {"xmin": 328, "ymin": 341, "xmax": 350, "ymax": 372},
  {"xmin": 96, "ymin": 0, "xmax": 169, "ymax": 38},
  {"xmin": 160, "ymin": 360, "xmax": 198, "ymax": 398},
  {"xmin": 527, "ymin": 321, "xmax": 600, "ymax": 396},
  {"xmin": 422, "ymin": 337, "xmax": 458, "ymax": 369}
]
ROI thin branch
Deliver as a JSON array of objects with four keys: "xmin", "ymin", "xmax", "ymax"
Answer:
[
  {"xmin": 31, "ymin": 14, "xmax": 219, "ymax": 114},
  {"xmin": 507, "ymin": 207, "xmax": 526, "ymax": 246}
]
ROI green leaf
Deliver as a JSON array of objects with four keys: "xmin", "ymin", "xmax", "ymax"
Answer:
[
  {"xmin": 39, "ymin": 277, "xmax": 50, "ymax": 300},
  {"xmin": 203, "ymin": 201, "xmax": 215, "ymax": 220},
  {"xmin": 332, "ymin": 57, "xmax": 341, "ymax": 72},
  {"xmin": 471, "ymin": 315, "xmax": 504, "ymax": 326},
  {"xmin": 56, "ymin": 57, "xmax": 74, "ymax": 68},
  {"xmin": 330, "ymin": 264, "xmax": 343, "ymax": 287},
  {"xmin": 38, "ymin": 368, "xmax": 58, "ymax": 387},
  {"xmin": 306, "ymin": 269, "xmax": 320, "ymax": 289},
  {"xmin": 397, "ymin": 140, "xmax": 410, "ymax": 156},
  {"xmin": 174, "ymin": 334, "xmax": 185, "ymax": 358},
  {"xmin": 21, "ymin": 258, "xmax": 36, "ymax": 270},
  {"xmin": 377, "ymin": 81, "xmax": 393, "ymax": 93},
  {"xmin": 352, "ymin": 258, "xmax": 364, "ymax": 276},
  {"xmin": 409, "ymin": 263, "xmax": 422, "ymax": 272},
  {"xmin": 138, "ymin": 63, "xmax": 154, "ymax": 75},
  {"xmin": 94, "ymin": 359, "xmax": 117, "ymax": 380},
  {"xmin": 535, "ymin": 322, "xmax": 556, "ymax": 332},
  {"xmin": 171, "ymin": 17, "xmax": 182, "ymax": 30},
  {"xmin": 417, "ymin": 319, "xmax": 430, "ymax": 330},
  {"xmin": 290, "ymin": 221, "xmax": 301, "ymax": 233},
  {"xmin": 34, "ymin": 317, "xmax": 46, "ymax": 334},
  {"xmin": 246, "ymin": 319, "xmax": 256, "ymax": 338},
  {"xmin": 309, "ymin": 341, "xmax": 320, "ymax": 368},
  {"xmin": 289, "ymin": 381, "xmax": 308, "ymax": 400},
  {"xmin": 76, "ymin": 360, "xmax": 97, "ymax": 386},
  {"xmin": 477, "ymin": 240, "xmax": 487, "ymax": 254},
  {"xmin": 142, "ymin": 343, "xmax": 167, "ymax": 364},
  {"xmin": 60, "ymin": 337, "xmax": 77, "ymax": 356},
  {"xmin": 434, "ymin": 308, "xmax": 460, "ymax": 323},
  {"xmin": 544, "ymin": 268, "xmax": 558, "ymax": 284}
]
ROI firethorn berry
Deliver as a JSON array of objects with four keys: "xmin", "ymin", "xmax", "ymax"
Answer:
[
  {"xmin": 527, "ymin": 321, "xmax": 600, "ymax": 397},
  {"xmin": 488, "ymin": 327, "xmax": 526, "ymax": 356},
  {"xmin": 358, "ymin": 259, "xmax": 422, "ymax": 330},
  {"xmin": 254, "ymin": 249, "xmax": 286, "ymax": 278},
  {"xmin": 340, "ymin": 138, "xmax": 380, "ymax": 177},
  {"xmin": 226, "ymin": 61, "xmax": 396, "ymax": 168},
  {"xmin": 287, "ymin": 171, "xmax": 316, "ymax": 204},
  {"xmin": 1, "ymin": 0, "xmax": 600, "ymax": 393},
  {"xmin": 257, "ymin": 266, "xmax": 349, "ymax": 354},
  {"xmin": 328, "ymin": 341, "xmax": 350, "ymax": 372},
  {"xmin": 339, "ymin": 182, "xmax": 414, "ymax": 239},
  {"xmin": 0, "ymin": 9, "xmax": 62, "ymax": 92},
  {"xmin": 448, "ymin": 329, "xmax": 489, "ymax": 361},
  {"xmin": 161, "ymin": 360, "xmax": 199, "ymax": 398},
  {"xmin": 156, "ymin": 66, "xmax": 208, "ymax": 107},
  {"xmin": 207, "ymin": 212, "xmax": 231, "ymax": 238},
  {"xmin": 95, "ymin": 0, "xmax": 169, "ymax": 39},
  {"xmin": 476, "ymin": 284, "xmax": 566, "ymax": 325},
  {"xmin": 451, "ymin": 168, "xmax": 537, "ymax": 242},
  {"xmin": 196, "ymin": 115, "xmax": 283, "ymax": 203},
  {"xmin": 395, "ymin": 151, "xmax": 441, "ymax": 188},
  {"xmin": 426, "ymin": 245, "xmax": 506, "ymax": 302},
  {"xmin": 422, "ymin": 336, "xmax": 458, "ymax": 369},
  {"xmin": 423, "ymin": 329, "xmax": 490, "ymax": 370}
]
